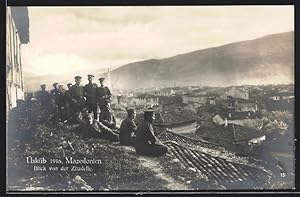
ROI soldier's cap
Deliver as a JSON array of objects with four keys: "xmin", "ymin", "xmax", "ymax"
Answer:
[
  {"xmin": 40, "ymin": 84, "xmax": 46, "ymax": 87},
  {"xmin": 98, "ymin": 77, "xmax": 105, "ymax": 81},
  {"xmin": 75, "ymin": 76, "xmax": 82, "ymax": 80},
  {"xmin": 87, "ymin": 74, "xmax": 94, "ymax": 78},
  {"xmin": 53, "ymin": 83, "xmax": 58, "ymax": 86},
  {"xmin": 126, "ymin": 108, "xmax": 136, "ymax": 114}
]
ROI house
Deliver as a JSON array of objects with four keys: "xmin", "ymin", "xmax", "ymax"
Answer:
[
  {"xmin": 114, "ymin": 95, "xmax": 130, "ymax": 107},
  {"xmin": 235, "ymin": 98, "xmax": 258, "ymax": 112},
  {"xmin": 269, "ymin": 92, "xmax": 294, "ymax": 102},
  {"xmin": 127, "ymin": 94, "xmax": 160, "ymax": 107},
  {"xmin": 212, "ymin": 110, "xmax": 261, "ymax": 129},
  {"xmin": 182, "ymin": 94, "xmax": 207, "ymax": 105},
  {"xmin": 153, "ymin": 88, "xmax": 175, "ymax": 96},
  {"xmin": 225, "ymin": 96, "xmax": 258, "ymax": 112},
  {"xmin": 212, "ymin": 114, "xmax": 225, "ymax": 125},
  {"xmin": 197, "ymin": 123, "xmax": 266, "ymax": 153},
  {"xmin": 182, "ymin": 94, "xmax": 207, "ymax": 111},
  {"xmin": 6, "ymin": 7, "xmax": 30, "ymax": 114},
  {"xmin": 190, "ymin": 88, "xmax": 207, "ymax": 96},
  {"xmin": 225, "ymin": 96, "xmax": 236, "ymax": 109},
  {"xmin": 221, "ymin": 87, "xmax": 249, "ymax": 100},
  {"xmin": 207, "ymin": 94, "xmax": 219, "ymax": 105},
  {"xmin": 127, "ymin": 97, "xmax": 145, "ymax": 107},
  {"xmin": 159, "ymin": 95, "xmax": 183, "ymax": 113}
]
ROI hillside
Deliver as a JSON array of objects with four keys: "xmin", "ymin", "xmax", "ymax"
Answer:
[{"xmin": 110, "ymin": 31, "xmax": 294, "ymax": 89}]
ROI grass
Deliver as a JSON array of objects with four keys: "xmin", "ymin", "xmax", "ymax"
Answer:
[{"xmin": 7, "ymin": 124, "xmax": 169, "ymax": 191}]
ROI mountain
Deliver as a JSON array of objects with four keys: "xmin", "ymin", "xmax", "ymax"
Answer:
[{"xmin": 110, "ymin": 31, "xmax": 294, "ymax": 90}]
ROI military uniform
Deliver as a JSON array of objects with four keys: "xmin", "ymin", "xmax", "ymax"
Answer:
[
  {"xmin": 50, "ymin": 88, "xmax": 64, "ymax": 108},
  {"xmin": 99, "ymin": 109, "xmax": 117, "ymax": 129},
  {"xmin": 119, "ymin": 117, "xmax": 137, "ymax": 145},
  {"xmin": 135, "ymin": 120, "xmax": 168, "ymax": 157},
  {"xmin": 97, "ymin": 86, "xmax": 112, "ymax": 111},
  {"xmin": 76, "ymin": 110, "xmax": 119, "ymax": 142},
  {"xmin": 64, "ymin": 85, "xmax": 72, "ymax": 118},
  {"xmin": 69, "ymin": 84, "xmax": 85, "ymax": 113},
  {"xmin": 84, "ymin": 82, "xmax": 98, "ymax": 119},
  {"xmin": 36, "ymin": 90, "xmax": 50, "ymax": 109}
]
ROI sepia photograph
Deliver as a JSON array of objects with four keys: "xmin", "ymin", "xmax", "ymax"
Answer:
[{"xmin": 6, "ymin": 5, "xmax": 295, "ymax": 192}]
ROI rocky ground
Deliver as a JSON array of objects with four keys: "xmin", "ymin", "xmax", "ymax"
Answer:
[
  {"xmin": 7, "ymin": 124, "xmax": 169, "ymax": 191},
  {"xmin": 7, "ymin": 109, "xmax": 294, "ymax": 191}
]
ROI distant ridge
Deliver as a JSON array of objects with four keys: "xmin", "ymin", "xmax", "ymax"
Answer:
[{"xmin": 110, "ymin": 31, "xmax": 294, "ymax": 90}]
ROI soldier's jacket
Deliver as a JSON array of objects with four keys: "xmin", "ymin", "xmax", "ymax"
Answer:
[
  {"xmin": 69, "ymin": 85, "xmax": 85, "ymax": 108},
  {"xmin": 50, "ymin": 88, "xmax": 62, "ymax": 98},
  {"xmin": 119, "ymin": 117, "xmax": 137, "ymax": 145},
  {"xmin": 69, "ymin": 85, "xmax": 84, "ymax": 99},
  {"xmin": 50, "ymin": 88, "xmax": 64, "ymax": 107},
  {"xmin": 135, "ymin": 120, "xmax": 158, "ymax": 149},
  {"xmin": 99, "ymin": 110, "xmax": 116, "ymax": 129},
  {"xmin": 76, "ymin": 111, "xmax": 119, "ymax": 141},
  {"xmin": 65, "ymin": 89, "xmax": 71, "ymax": 105},
  {"xmin": 36, "ymin": 90, "xmax": 50, "ymax": 107},
  {"xmin": 97, "ymin": 86, "xmax": 112, "ymax": 100},
  {"xmin": 84, "ymin": 83, "xmax": 98, "ymax": 104}
]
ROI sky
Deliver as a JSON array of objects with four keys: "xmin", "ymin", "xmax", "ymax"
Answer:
[{"xmin": 20, "ymin": 6, "xmax": 294, "ymax": 78}]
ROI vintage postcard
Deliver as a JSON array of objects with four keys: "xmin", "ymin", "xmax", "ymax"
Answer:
[{"xmin": 6, "ymin": 6, "xmax": 295, "ymax": 192}]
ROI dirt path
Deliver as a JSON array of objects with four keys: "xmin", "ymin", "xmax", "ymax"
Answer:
[{"xmin": 121, "ymin": 146, "xmax": 190, "ymax": 190}]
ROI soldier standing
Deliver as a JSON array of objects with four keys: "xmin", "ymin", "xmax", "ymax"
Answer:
[
  {"xmin": 64, "ymin": 83, "xmax": 73, "ymax": 118},
  {"xmin": 36, "ymin": 84, "xmax": 50, "ymax": 110},
  {"xmin": 69, "ymin": 76, "xmax": 86, "ymax": 114},
  {"xmin": 50, "ymin": 83, "xmax": 65, "ymax": 122},
  {"xmin": 65, "ymin": 83, "xmax": 72, "ymax": 108},
  {"xmin": 50, "ymin": 83, "xmax": 64, "ymax": 108},
  {"xmin": 65, "ymin": 83, "xmax": 73, "ymax": 104},
  {"xmin": 56, "ymin": 84, "xmax": 66, "ymax": 109},
  {"xmin": 97, "ymin": 77, "xmax": 112, "ymax": 111},
  {"xmin": 134, "ymin": 109, "xmax": 168, "ymax": 157},
  {"xmin": 84, "ymin": 74, "xmax": 98, "ymax": 120}
]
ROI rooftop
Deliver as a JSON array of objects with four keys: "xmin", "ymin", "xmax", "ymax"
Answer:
[
  {"xmin": 214, "ymin": 123, "xmax": 264, "ymax": 142},
  {"xmin": 10, "ymin": 7, "xmax": 30, "ymax": 44},
  {"xmin": 227, "ymin": 111, "xmax": 260, "ymax": 120},
  {"xmin": 158, "ymin": 130, "xmax": 275, "ymax": 188}
]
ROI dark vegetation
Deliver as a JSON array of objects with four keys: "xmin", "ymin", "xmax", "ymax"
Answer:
[{"xmin": 7, "ymin": 124, "xmax": 168, "ymax": 191}]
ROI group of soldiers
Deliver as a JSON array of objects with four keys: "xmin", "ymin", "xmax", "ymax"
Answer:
[
  {"xmin": 8, "ymin": 74, "xmax": 168, "ymax": 157},
  {"xmin": 35, "ymin": 75, "xmax": 111, "ymax": 123}
]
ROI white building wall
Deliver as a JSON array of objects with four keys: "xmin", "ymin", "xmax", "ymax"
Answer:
[{"xmin": 6, "ymin": 7, "xmax": 24, "ymax": 113}]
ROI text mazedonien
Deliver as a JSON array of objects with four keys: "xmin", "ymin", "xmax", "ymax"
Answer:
[{"xmin": 65, "ymin": 157, "xmax": 101, "ymax": 164}]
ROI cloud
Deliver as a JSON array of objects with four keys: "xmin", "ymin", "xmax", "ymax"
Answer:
[
  {"xmin": 21, "ymin": 6, "xmax": 294, "ymax": 78},
  {"xmin": 70, "ymin": 7, "xmax": 160, "ymax": 25}
]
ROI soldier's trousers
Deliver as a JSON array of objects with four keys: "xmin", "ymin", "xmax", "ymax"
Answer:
[
  {"xmin": 135, "ymin": 144, "xmax": 168, "ymax": 157},
  {"xmin": 91, "ymin": 120, "xmax": 119, "ymax": 142},
  {"xmin": 86, "ymin": 103, "xmax": 98, "ymax": 119}
]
